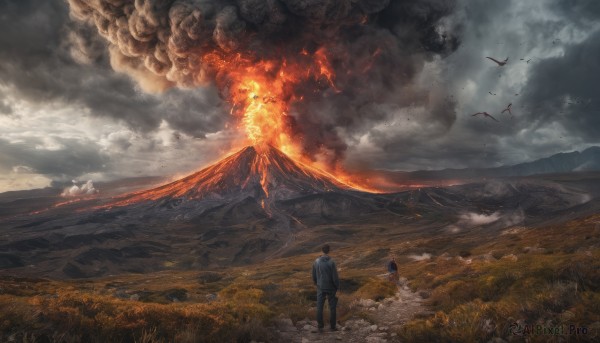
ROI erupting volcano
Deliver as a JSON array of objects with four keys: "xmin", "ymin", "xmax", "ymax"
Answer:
[
  {"xmin": 107, "ymin": 44, "xmax": 376, "ymax": 207},
  {"xmin": 66, "ymin": 0, "xmax": 403, "ymax": 187},
  {"xmin": 110, "ymin": 144, "xmax": 356, "ymax": 208}
]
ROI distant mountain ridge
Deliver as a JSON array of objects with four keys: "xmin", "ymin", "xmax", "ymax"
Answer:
[{"xmin": 375, "ymin": 146, "xmax": 600, "ymax": 182}]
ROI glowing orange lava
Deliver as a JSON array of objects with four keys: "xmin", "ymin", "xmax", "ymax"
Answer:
[{"xmin": 203, "ymin": 48, "xmax": 337, "ymax": 155}]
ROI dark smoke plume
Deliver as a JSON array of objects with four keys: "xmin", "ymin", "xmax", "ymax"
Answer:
[{"xmin": 67, "ymin": 0, "xmax": 460, "ymax": 166}]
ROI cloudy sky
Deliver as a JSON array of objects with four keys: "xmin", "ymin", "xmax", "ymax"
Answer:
[{"xmin": 0, "ymin": 0, "xmax": 598, "ymax": 193}]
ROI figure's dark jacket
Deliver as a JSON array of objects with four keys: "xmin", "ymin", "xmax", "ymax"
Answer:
[
  {"xmin": 312, "ymin": 255, "xmax": 339, "ymax": 291},
  {"xmin": 388, "ymin": 260, "xmax": 398, "ymax": 273}
]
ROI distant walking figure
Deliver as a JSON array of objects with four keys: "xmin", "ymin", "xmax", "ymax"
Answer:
[
  {"xmin": 387, "ymin": 256, "xmax": 399, "ymax": 284},
  {"xmin": 312, "ymin": 244, "xmax": 340, "ymax": 332}
]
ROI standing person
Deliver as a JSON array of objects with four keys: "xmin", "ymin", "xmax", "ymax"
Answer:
[
  {"xmin": 387, "ymin": 256, "xmax": 399, "ymax": 284},
  {"xmin": 312, "ymin": 244, "xmax": 339, "ymax": 332}
]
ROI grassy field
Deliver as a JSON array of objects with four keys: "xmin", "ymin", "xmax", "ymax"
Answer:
[
  {"xmin": 1, "ymin": 214, "xmax": 598, "ymax": 342},
  {"xmin": 397, "ymin": 214, "xmax": 600, "ymax": 342}
]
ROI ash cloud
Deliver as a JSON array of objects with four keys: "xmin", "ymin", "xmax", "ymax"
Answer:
[
  {"xmin": 0, "ymin": 0, "xmax": 226, "ymax": 138},
  {"xmin": 66, "ymin": 0, "xmax": 461, "ymax": 166}
]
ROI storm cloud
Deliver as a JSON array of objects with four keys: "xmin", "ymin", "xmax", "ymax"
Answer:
[
  {"xmin": 0, "ymin": 137, "xmax": 108, "ymax": 179},
  {"xmin": 0, "ymin": 0, "xmax": 226, "ymax": 136},
  {"xmin": 345, "ymin": 0, "xmax": 600, "ymax": 171},
  {"xmin": 521, "ymin": 29, "xmax": 600, "ymax": 141}
]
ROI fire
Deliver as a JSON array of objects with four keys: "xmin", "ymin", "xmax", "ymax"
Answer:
[{"xmin": 203, "ymin": 48, "xmax": 337, "ymax": 154}]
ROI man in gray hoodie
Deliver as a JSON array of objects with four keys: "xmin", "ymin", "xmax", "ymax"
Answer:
[{"xmin": 312, "ymin": 244, "xmax": 340, "ymax": 332}]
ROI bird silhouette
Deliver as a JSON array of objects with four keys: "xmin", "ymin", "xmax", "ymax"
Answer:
[
  {"xmin": 501, "ymin": 103, "xmax": 513, "ymax": 115},
  {"xmin": 472, "ymin": 112, "xmax": 499, "ymax": 122},
  {"xmin": 486, "ymin": 57, "xmax": 509, "ymax": 66}
]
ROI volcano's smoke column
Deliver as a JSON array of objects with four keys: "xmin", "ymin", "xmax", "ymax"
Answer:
[{"xmin": 67, "ymin": 0, "xmax": 459, "ymax": 168}]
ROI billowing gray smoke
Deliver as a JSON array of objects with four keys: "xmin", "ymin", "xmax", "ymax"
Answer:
[{"xmin": 67, "ymin": 0, "xmax": 459, "ymax": 166}]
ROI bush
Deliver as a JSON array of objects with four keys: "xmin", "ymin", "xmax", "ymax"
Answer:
[
  {"xmin": 354, "ymin": 278, "xmax": 397, "ymax": 302},
  {"xmin": 0, "ymin": 284, "xmax": 277, "ymax": 343}
]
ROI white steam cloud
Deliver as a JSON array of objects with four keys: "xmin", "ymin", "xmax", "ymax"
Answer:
[
  {"xmin": 61, "ymin": 180, "xmax": 99, "ymax": 197},
  {"xmin": 408, "ymin": 253, "xmax": 432, "ymax": 261},
  {"xmin": 459, "ymin": 212, "xmax": 501, "ymax": 226}
]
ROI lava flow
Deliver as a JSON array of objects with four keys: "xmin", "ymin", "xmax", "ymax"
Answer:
[{"xmin": 108, "ymin": 145, "xmax": 355, "ymax": 207}]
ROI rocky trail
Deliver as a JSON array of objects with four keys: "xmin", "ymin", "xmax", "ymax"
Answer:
[{"xmin": 271, "ymin": 278, "xmax": 432, "ymax": 343}]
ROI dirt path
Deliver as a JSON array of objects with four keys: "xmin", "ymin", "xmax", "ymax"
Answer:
[{"xmin": 272, "ymin": 278, "xmax": 432, "ymax": 343}]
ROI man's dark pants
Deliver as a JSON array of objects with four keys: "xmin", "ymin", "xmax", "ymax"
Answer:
[{"xmin": 316, "ymin": 289, "xmax": 337, "ymax": 329}]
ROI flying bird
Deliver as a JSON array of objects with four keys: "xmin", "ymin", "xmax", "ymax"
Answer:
[
  {"xmin": 489, "ymin": 91, "xmax": 497, "ymax": 96},
  {"xmin": 472, "ymin": 112, "xmax": 499, "ymax": 122},
  {"xmin": 486, "ymin": 57, "xmax": 509, "ymax": 66},
  {"xmin": 501, "ymin": 103, "xmax": 513, "ymax": 115}
]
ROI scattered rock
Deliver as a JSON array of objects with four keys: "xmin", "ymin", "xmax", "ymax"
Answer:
[
  {"xmin": 482, "ymin": 319, "xmax": 495, "ymax": 333},
  {"xmin": 205, "ymin": 293, "xmax": 217, "ymax": 302},
  {"xmin": 479, "ymin": 252, "xmax": 497, "ymax": 261},
  {"xmin": 358, "ymin": 298, "xmax": 377, "ymax": 307},
  {"xmin": 365, "ymin": 334, "xmax": 387, "ymax": 343},
  {"xmin": 274, "ymin": 317, "xmax": 296, "ymax": 332},
  {"xmin": 130, "ymin": 294, "xmax": 139, "ymax": 301},
  {"xmin": 370, "ymin": 325, "xmax": 378, "ymax": 332},
  {"xmin": 501, "ymin": 254, "xmax": 518, "ymax": 262},
  {"xmin": 457, "ymin": 256, "xmax": 473, "ymax": 264}
]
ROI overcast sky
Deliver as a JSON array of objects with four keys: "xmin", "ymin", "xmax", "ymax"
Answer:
[{"xmin": 0, "ymin": 0, "xmax": 599, "ymax": 192}]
